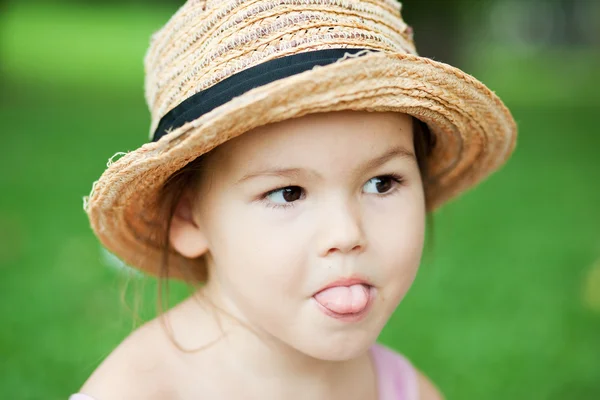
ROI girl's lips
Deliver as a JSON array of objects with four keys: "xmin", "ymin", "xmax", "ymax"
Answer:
[{"xmin": 314, "ymin": 276, "xmax": 374, "ymax": 295}]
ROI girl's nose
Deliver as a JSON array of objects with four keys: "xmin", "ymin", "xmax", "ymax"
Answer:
[{"xmin": 317, "ymin": 198, "xmax": 366, "ymax": 257}]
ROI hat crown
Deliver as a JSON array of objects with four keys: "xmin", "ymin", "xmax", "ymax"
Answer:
[{"xmin": 143, "ymin": 0, "xmax": 417, "ymax": 137}]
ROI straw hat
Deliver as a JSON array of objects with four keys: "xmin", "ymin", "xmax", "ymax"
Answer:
[{"xmin": 84, "ymin": 0, "xmax": 517, "ymax": 280}]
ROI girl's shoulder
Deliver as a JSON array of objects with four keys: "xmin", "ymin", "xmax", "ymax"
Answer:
[
  {"xmin": 71, "ymin": 319, "xmax": 177, "ymax": 400},
  {"xmin": 371, "ymin": 343, "xmax": 444, "ymax": 400}
]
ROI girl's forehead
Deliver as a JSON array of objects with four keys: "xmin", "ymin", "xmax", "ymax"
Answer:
[{"xmin": 211, "ymin": 111, "xmax": 414, "ymax": 169}]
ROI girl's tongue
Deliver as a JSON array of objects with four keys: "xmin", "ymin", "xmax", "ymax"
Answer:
[{"xmin": 313, "ymin": 284, "xmax": 370, "ymax": 314}]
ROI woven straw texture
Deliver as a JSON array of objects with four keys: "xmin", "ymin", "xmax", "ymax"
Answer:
[{"xmin": 84, "ymin": 0, "xmax": 517, "ymax": 280}]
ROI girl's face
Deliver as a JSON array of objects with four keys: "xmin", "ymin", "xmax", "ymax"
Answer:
[{"xmin": 172, "ymin": 110, "xmax": 426, "ymax": 361}]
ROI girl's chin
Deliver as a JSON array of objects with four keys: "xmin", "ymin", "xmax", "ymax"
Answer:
[
  {"xmin": 308, "ymin": 344, "xmax": 373, "ymax": 362},
  {"xmin": 289, "ymin": 333, "xmax": 377, "ymax": 362}
]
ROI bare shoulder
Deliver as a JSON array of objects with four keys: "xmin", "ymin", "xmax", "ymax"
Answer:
[
  {"xmin": 415, "ymin": 368, "xmax": 444, "ymax": 400},
  {"xmin": 76, "ymin": 319, "xmax": 176, "ymax": 400}
]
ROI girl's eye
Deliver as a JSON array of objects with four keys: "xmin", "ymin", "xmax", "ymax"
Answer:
[
  {"xmin": 363, "ymin": 175, "xmax": 402, "ymax": 194},
  {"xmin": 265, "ymin": 186, "xmax": 304, "ymax": 204}
]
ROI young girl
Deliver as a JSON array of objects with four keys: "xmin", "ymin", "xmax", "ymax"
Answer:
[{"xmin": 74, "ymin": 0, "xmax": 517, "ymax": 399}]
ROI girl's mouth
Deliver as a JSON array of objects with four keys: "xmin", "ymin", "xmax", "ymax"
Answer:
[{"xmin": 312, "ymin": 283, "xmax": 375, "ymax": 322}]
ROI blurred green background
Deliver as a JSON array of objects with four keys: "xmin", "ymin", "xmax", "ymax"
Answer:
[{"xmin": 1, "ymin": 0, "xmax": 599, "ymax": 399}]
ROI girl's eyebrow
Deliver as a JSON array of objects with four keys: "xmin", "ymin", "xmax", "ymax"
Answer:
[
  {"xmin": 235, "ymin": 145, "xmax": 415, "ymax": 184},
  {"xmin": 235, "ymin": 168, "xmax": 304, "ymax": 185},
  {"xmin": 360, "ymin": 145, "xmax": 416, "ymax": 173}
]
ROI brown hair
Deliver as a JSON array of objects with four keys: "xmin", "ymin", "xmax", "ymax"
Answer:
[{"xmin": 152, "ymin": 115, "xmax": 436, "ymax": 350}]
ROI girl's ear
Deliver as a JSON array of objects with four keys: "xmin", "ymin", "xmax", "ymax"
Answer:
[{"xmin": 169, "ymin": 190, "xmax": 209, "ymax": 258}]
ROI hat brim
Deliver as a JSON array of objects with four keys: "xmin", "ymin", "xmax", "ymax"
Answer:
[{"xmin": 85, "ymin": 51, "xmax": 517, "ymax": 280}]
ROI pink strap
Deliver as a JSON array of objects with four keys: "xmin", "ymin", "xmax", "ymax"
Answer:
[{"xmin": 370, "ymin": 343, "xmax": 419, "ymax": 400}]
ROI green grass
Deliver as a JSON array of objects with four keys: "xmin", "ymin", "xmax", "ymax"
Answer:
[
  {"xmin": 1, "ymin": 2, "xmax": 177, "ymax": 94},
  {"xmin": 1, "ymin": 2, "xmax": 599, "ymax": 400},
  {"xmin": 465, "ymin": 44, "xmax": 600, "ymax": 109}
]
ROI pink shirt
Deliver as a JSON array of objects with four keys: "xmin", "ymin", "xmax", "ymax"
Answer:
[{"xmin": 70, "ymin": 342, "xmax": 418, "ymax": 400}]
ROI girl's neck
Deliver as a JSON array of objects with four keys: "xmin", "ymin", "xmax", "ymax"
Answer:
[{"xmin": 160, "ymin": 289, "xmax": 378, "ymax": 400}]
